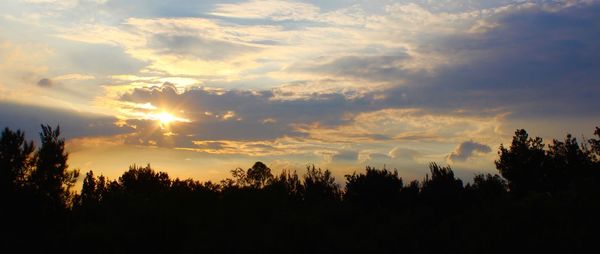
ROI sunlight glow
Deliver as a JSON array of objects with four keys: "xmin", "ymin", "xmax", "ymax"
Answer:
[
  {"xmin": 157, "ymin": 112, "xmax": 176, "ymax": 125},
  {"xmin": 149, "ymin": 111, "xmax": 190, "ymax": 127}
]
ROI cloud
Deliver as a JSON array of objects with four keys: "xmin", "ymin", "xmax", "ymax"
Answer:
[
  {"xmin": 210, "ymin": 0, "xmax": 321, "ymax": 21},
  {"xmin": 289, "ymin": 53, "xmax": 413, "ymax": 83},
  {"xmin": 54, "ymin": 1, "xmax": 599, "ymax": 166},
  {"xmin": 331, "ymin": 150, "xmax": 359, "ymax": 162},
  {"xmin": 3, "ymin": 0, "xmax": 599, "ymax": 178},
  {"xmin": 0, "ymin": 101, "xmax": 131, "ymax": 141},
  {"xmin": 458, "ymin": 2, "xmax": 600, "ymax": 117},
  {"xmin": 0, "ymin": 41, "xmax": 50, "ymax": 89},
  {"xmin": 118, "ymin": 82, "xmax": 373, "ymax": 141},
  {"xmin": 447, "ymin": 141, "xmax": 492, "ymax": 162},
  {"xmin": 148, "ymin": 33, "xmax": 259, "ymax": 61},
  {"xmin": 294, "ymin": 1, "xmax": 600, "ymax": 119},
  {"xmin": 37, "ymin": 78, "xmax": 53, "ymax": 87},
  {"xmin": 23, "ymin": 0, "xmax": 78, "ymax": 9},
  {"xmin": 389, "ymin": 147, "xmax": 421, "ymax": 162},
  {"xmin": 53, "ymin": 73, "xmax": 95, "ymax": 81},
  {"xmin": 36, "ymin": 74, "xmax": 95, "ymax": 88}
]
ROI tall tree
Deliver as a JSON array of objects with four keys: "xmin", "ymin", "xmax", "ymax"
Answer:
[
  {"xmin": 0, "ymin": 128, "xmax": 35, "ymax": 194},
  {"xmin": 495, "ymin": 129, "xmax": 546, "ymax": 194},
  {"xmin": 29, "ymin": 125, "xmax": 79, "ymax": 208},
  {"xmin": 80, "ymin": 170, "xmax": 99, "ymax": 207}
]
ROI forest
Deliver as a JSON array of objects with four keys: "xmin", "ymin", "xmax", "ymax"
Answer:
[{"xmin": 2, "ymin": 125, "xmax": 600, "ymax": 253}]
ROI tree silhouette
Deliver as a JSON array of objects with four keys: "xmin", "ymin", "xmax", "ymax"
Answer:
[
  {"xmin": 0, "ymin": 127, "xmax": 35, "ymax": 194},
  {"xmin": 400, "ymin": 179, "xmax": 420, "ymax": 206},
  {"xmin": 119, "ymin": 164, "xmax": 170, "ymax": 196},
  {"xmin": 229, "ymin": 167, "xmax": 249, "ymax": 187},
  {"xmin": 227, "ymin": 161, "xmax": 274, "ymax": 189},
  {"xmin": 29, "ymin": 125, "xmax": 79, "ymax": 209},
  {"xmin": 303, "ymin": 165, "xmax": 340, "ymax": 202},
  {"xmin": 590, "ymin": 127, "xmax": 600, "ymax": 158},
  {"xmin": 268, "ymin": 169, "xmax": 303, "ymax": 199},
  {"xmin": 465, "ymin": 173, "xmax": 507, "ymax": 201},
  {"xmin": 344, "ymin": 166, "xmax": 403, "ymax": 208},
  {"xmin": 247, "ymin": 161, "xmax": 273, "ymax": 189},
  {"xmin": 495, "ymin": 129, "xmax": 546, "ymax": 194},
  {"xmin": 546, "ymin": 134, "xmax": 595, "ymax": 191},
  {"xmin": 4, "ymin": 124, "xmax": 600, "ymax": 253},
  {"xmin": 79, "ymin": 170, "xmax": 99, "ymax": 208},
  {"xmin": 421, "ymin": 163, "xmax": 463, "ymax": 206}
]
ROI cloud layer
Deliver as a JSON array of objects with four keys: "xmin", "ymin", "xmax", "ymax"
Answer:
[{"xmin": 0, "ymin": 0, "xmax": 599, "ymax": 181}]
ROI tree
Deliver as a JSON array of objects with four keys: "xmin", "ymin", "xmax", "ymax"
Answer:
[
  {"xmin": 29, "ymin": 125, "xmax": 79, "ymax": 208},
  {"xmin": 420, "ymin": 163, "xmax": 463, "ymax": 205},
  {"xmin": 344, "ymin": 166, "xmax": 403, "ymax": 208},
  {"xmin": 229, "ymin": 167, "xmax": 249, "ymax": 187},
  {"xmin": 227, "ymin": 161, "xmax": 273, "ymax": 189},
  {"xmin": 495, "ymin": 129, "xmax": 546, "ymax": 194},
  {"xmin": 119, "ymin": 164, "xmax": 171, "ymax": 196},
  {"xmin": 80, "ymin": 170, "xmax": 99, "ymax": 207},
  {"xmin": 246, "ymin": 161, "xmax": 273, "ymax": 189},
  {"xmin": 546, "ymin": 134, "xmax": 595, "ymax": 191},
  {"xmin": 268, "ymin": 170, "xmax": 303, "ymax": 199},
  {"xmin": 466, "ymin": 173, "xmax": 507, "ymax": 201},
  {"xmin": 0, "ymin": 127, "xmax": 35, "ymax": 194},
  {"xmin": 303, "ymin": 165, "xmax": 340, "ymax": 202},
  {"xmin": 589, "ymin": 127, "xmax": 600, "ymax": 159}
]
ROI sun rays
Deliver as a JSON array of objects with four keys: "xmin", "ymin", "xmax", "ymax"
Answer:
[{"xmin": 149, "ymin": 111, "xmax": 190, "ymax": 128}]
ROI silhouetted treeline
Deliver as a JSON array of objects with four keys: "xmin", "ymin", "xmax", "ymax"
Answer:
[{"xmin": 2, "ymin": 125, "xmax": 600, "ymax": 253}]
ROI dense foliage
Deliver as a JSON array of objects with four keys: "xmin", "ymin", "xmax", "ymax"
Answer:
[{"xmin": 1, "ymin": 125, "xmax": 600, "ymax": 253}]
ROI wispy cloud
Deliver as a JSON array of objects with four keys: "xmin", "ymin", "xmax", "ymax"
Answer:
[{"xmin": 211, "ymin": 0, "xmax": 321, "ymax": 21}]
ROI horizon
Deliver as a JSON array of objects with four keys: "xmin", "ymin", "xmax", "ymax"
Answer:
[{"xmin": 1, "ymin": 0, "xmax": 599, "ymax": 184}]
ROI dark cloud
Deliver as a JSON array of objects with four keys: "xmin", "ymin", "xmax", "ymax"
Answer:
[
  {"xmin": 0, "ymin": 102, "xmax": 132, "ymax": 142},
  {"xmin": 448, "ymin": 141, "xmax": 491, "ymax": 162},
  {"xmin": 365, "ymin": 152, "xmax": 392, "ymax": 161},
  {"xmin": 290, "ymin": 53, "xmax": 412, "ymax": 82},
  {"xmin": 414, "ymin": 3, "xmax": 599, "ymax": 115},
  {"xmin": 332, "ymin": 150, "xmax": 358, "ymax": 161},
  {"xmin": 120, "ymin": 83, "xmax": 380, "ymax": 144},
  {"xmin": 37, "ymin": 78, "xmax": 53, "ymax": 87},
  {"xmin": 288, "ymin": 3, "xmax": 600, "ymax": 119}
]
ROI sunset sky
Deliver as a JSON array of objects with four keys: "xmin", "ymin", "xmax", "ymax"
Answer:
[{"xmin": 0, "ymin": 0, "xmax": 598, "ymax": 183}]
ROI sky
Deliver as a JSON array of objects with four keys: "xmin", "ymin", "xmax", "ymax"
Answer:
[{"xmin": 0, "ymin": 0, "xmax": 599, "ymax": 183}]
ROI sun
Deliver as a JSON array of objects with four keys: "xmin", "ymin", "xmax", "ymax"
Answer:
[
  {"xmin": 156, "ymin": 112, "xmax": 176, "ymax": 126},
  {"xmin": 148, "ymin": 111, "xmax": 190, "ymax": 128}
]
